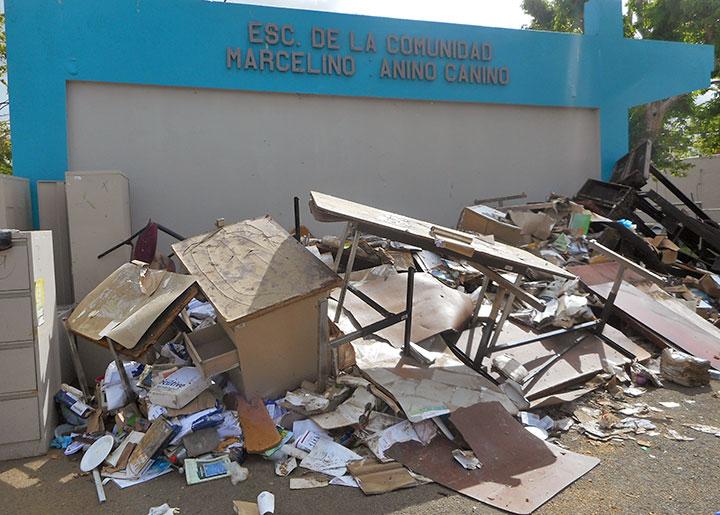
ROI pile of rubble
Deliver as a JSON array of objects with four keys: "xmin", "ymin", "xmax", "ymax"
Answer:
[{"xmin": 53, "ymin": 145, "xmax": 720, "ymax": 514}]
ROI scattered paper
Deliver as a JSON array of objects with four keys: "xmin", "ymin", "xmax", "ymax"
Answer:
[
  {"xmin": 329, "ymin": 475, "xmax": 359, "ymax": 488},
  {"xmin": 289, "ymin": 476, "xmax": 329, "ymax": 489},
  {"xmin": 110, "ymin": 460, "xmax": 172, "ymax": 488},
  {"xmin": 665, "ymin": 429, "xmax": 695, "ymax": 441},
  {"xmin": 184, "ymin": 455, "xmax": 232, "ymax": 485},
  {"xmin": 683, "ymin": 423, "xmax": 720, "ymax": 437},
  {"xmin": 299, "ymin": 438, "xmax": 362, "ymax": 477},
  {"xmin": 274, "ymin": 456, "xmax": 297, "ymax": 477},
  {"xmin": 658, "ymin": 401, "xmax": 681, "ymax": 409},
  {"xmin": 257, "ymin": 491, "xmax": 275, "ymax": 515},
  {"xmin": 311, "ymin": 388, "xmax": 377, "ymax": 429},
  {"xmin": 285, "ymin": 390, "xmax": 329, "ymax": 412},
  {"xmin": 624, "ymin": 387, "xmax": 646, "ymax": 398},
  {"xmin": 365, "ymin": 420, "xmax": 437, "ymax": 462}
]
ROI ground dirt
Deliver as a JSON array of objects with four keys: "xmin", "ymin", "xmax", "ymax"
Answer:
[{"xmin": 1, "ymin": 383, "xmax": 718, "ymax": 515}]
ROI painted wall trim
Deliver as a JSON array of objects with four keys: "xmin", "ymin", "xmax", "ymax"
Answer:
[{"xmin": 4, "ymin": 0, "xmax": 714, "ymax": 224}]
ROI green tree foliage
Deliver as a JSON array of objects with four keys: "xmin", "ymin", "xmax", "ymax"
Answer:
[
  {"xmin": 522, "ymin": 0, "xmax": 720, "ymax": 174},
  {"xmin": 0, "ymin": 14, "xmax": 10, "ymax": 175}
]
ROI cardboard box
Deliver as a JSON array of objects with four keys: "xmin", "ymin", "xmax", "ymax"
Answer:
[
  {"xmin": 457, "ymin": 205, "xmax": 528, "ymax": 246},
  {"xmin": 148, "ymin": 367, "xmax": 208, "ymax": 409}
]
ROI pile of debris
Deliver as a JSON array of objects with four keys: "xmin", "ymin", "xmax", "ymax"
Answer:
[{"xmin": 53, "ymin": 147, "xmax": 720, "ymax": 514}]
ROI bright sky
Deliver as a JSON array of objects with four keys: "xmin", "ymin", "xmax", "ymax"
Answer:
[{"xmin": 220, "ymin": 0, "xmax": 533, "ymax": 29}]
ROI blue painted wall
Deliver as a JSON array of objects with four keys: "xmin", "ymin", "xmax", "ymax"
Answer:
[{"xmin": 4, "ymin": 0, "xmax": 714, "ymax": 224}]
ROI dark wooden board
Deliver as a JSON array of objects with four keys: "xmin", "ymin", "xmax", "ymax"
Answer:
[{"xmin": 387, "ymin": 401, "xmax": 599, "ymax": 514}]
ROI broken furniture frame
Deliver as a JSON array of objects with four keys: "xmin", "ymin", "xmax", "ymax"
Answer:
[
  {"xmin": 459, "ymin": 239, "xmax": 666, "ymax": 393},
  {"xmin": 306, "ymin": 192, "xmax": 648, "ymax": 398},
  {"xmin": 97, "ymin": 220, "xmax": 186, "ymax": 259},
  {"xmin": 321, "ymin": 221, "xmax": 418, "ymax": 361}
]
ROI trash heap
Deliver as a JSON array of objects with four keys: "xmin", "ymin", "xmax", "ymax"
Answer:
[{"xmin": 54, "ymin": 145, "xmax": 720, "ymax": 515}]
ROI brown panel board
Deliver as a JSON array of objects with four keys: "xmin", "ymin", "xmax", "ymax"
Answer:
[
  {"xmin": 309, "ymin": 191, "xmax": 574, "ymax": 279},
  {"xmin": 387, "ymin": 402, "xmax": 599, "ymax": 514},
  {"xmin": 225, "ymin": 394, "xmax": 281, "ymax": 453},
  {"xmin": 586, "ymin": 280, "xmax": 720, "ymax": 370}
]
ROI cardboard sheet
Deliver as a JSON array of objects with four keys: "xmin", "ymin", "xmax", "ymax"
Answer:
[
  {"xmin": 364, "ymin": 365, "xmax": 518, "ymax": 422},
  {"xmin": 338, "ymin": 267, "xmax": 474, "ymax": 347},
  {"xmin": 387, "ymin": 402, "xmax": 599, "ymax": 514},
  {"xmin": 172, "ymin": 217, "xmax": 340, "ymax": 324},
  {"xmin": 310, "ymin": 191, "xmax": 574, "ymax": 278},
  {"xmin": 347, "ymin": 458, "xmax": 424, "ymax": 495},
  {"xmin": 67, "ymin": 262, "xmax": 197, "ymax": 349}
]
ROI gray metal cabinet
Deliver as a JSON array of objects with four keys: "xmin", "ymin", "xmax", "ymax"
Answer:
[{"xmin": 0, "ymin": 231, "xmax": 60, "ymax": 460}]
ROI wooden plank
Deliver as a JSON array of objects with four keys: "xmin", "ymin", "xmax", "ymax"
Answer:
[
  {"xmin": 309, "ymin": 191, "xmax": 574, "ymax": 279},
  {"xmin": 172, "ymin": 217, "xmax": 341, "ymax": 324},
  {"xmin": 224, "ymin": 394, "xmax": 281, "ymax": 453}
]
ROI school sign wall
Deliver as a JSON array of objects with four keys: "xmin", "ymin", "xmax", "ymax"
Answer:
[{"xmin": 5, "ymin": 0, "xmax": 714, "ymax": 227}]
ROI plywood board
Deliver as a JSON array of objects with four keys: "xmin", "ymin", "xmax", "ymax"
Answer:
[
  {"xmin": 338, "ymin": 268, "xmax": 474, "ymax": 347},
  {"xmin": 172, "ymin": 217, "xmax": 340, "ymax": 324},
  {"xmin": 226, "ymin": 394, "xmax": 281, "ymax": 453},
  {"xmin": 67, "ymin": 262, "xmax": 196, "ymax": 350},
  {"xmin": 310, "ymin": 191, "xmax": 573, "ymax": 278},
  {"xmin": 387, "ymin": 402, "xmax": 599, "ymax": 514},
  {"xmin": 587, "ymin": 280, "xmax": 720, "ymax": 370}
]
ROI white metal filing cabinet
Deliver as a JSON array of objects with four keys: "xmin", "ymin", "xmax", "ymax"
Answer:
[{"xmin": 0, "ymin": 230, "xmax": 60, "ymax": 460}]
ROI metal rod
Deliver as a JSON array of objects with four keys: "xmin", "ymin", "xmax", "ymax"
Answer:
[
  {"xmin": 491, "ymin": 320, "xmax": 601, "ymax": 352},
  {"xmin": 294, "ymin": 196, "xmax": 301, "ymax": 242},
  {"xmin": 522, "ymin": 333, "xmax": 591, "ymax": 392},
  {"xmin": 475, "ymin": 264, "xmax": 545, "ymax": 310},
  {"xmin": 347, "ymin": 284, "xmax": 392, "ymax": 318},
  {"xmin": 63, "ymin": 319, "xmax": 90, "ymax": 399},
  {"xmin": 92, "ymin": 469, "xmax": 106, "ymax": 503},
  {"xmin": 597, "ymin": 263, "xmax": 625, "ymax": 333},
  {"xmin": 333, "ymin": 229, "xmax": 360, "ymax": 323},
  {"xmin": 106, "ymin": 337, "xmax": 136, "ymax": 402},
  {"xmin": 487, "ymin": 275, "xmax": 523, "ymax": 353},
  {"xmin": 317, "ymin": 298, "xmax": 329, "ymax": 391},
  {"xmin": 329, "ymin": 312, "xmax": 406, "ymax": 348},
  {"xmin": 97, "ymin": 220, "xmax": 186, "ymax": 259},
  {"xmin": 465, "ymin": 276, "xmax": 490, "ymax": 355},
  {"xmin": 474, "ymin": 287, "xmax": 506, "ymax": 366},
  {"xmin": 332, "ymin": 222, "xmax": 352, "ymax": 273},
  {"xmin": 403, "ymin": 267, "xmax": 415, "ymax": 356}
]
